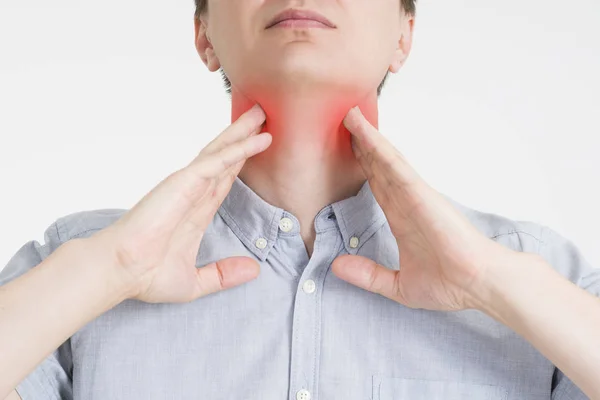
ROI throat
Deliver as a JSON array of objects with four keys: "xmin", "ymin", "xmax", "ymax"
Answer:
[{"xmin": 302, "ymin": 228, "xmax": 316, "ymax": 259}]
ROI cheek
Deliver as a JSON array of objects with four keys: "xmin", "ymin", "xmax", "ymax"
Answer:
[
  {"xmin": 345, "ymin": 24, "xmax": 395, "ymax": 68},
  {"xmin": 367, "ymin": 24, "xmax": 401, "ymax": 70},
  {"xmin": 209, "ymin": 3, "xmax": 254, "ymax": 57},
  {"xmin": 211, "ymin": 25, "xmax": 249, "ymax": 68},
  {"xmin": 345, "ymin": 7, "xmax": 400, "ymax": 63}
]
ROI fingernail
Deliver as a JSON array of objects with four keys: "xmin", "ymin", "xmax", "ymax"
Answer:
[
  {"xmin": 250, "ymin": 103, "xmax": 263, "ymax": 113},
  {"xmin": 344, "ymin": 106, "xmax": 356, "ymax": 123},
  {"xmin": 344, "ymin": 106, "xmax": 363, "ymax": 131}
]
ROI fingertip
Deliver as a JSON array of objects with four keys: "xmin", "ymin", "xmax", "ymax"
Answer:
[
  {"xmin": 349, "ymin": 106, "xmax": 364, "ymax": 119},
  {"xmin": 254, "ymin": 131, "xmax": 273, "ymax": 151},
  {"xmin": 343, "ymin": 105, "xmax": 357, "ymax": 121},
  {"xmin": 330, "ymin": 254, "xmax": 358, "ymax": 279},
  {"xmin": 249, "ymin": 102, "xmax": 263, "ymax": 112},
  {"xmin": 330, "ymin": 256, "xmax": 342, "ymax": 275},
  {"xmin": 234, "ymin": 257, "xmax": 261, "ymax": 282},
  {"xmin": 343, "ymin": 106, "xmax": 364, "ymax": 134},
  {"xmin": 250, "ymin": 103, "xmax": 266, "ymax": 120}
]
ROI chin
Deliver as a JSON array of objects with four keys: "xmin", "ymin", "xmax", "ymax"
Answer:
[
  {"xmin": 263, "ymin": 62, "xmax": 348, "ymax": 87},
  {"xmin": 229, "ymin": 58, "xmax": 379, "ymax": 98}
]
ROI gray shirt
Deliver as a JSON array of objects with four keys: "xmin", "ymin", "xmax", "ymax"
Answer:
[{"xmin": 1, "ymin": 177, "xmax": 598, "ymax": 400}]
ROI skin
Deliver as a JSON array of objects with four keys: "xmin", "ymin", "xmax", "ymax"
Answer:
[
  {"xmin": 0, "ymin": 106, "xmax": 273, "ymax": 398},
  {"xmin": 2, "ymin": 1, "xmax": 599, "ymax": 399},
  {"xmin": 333, "ymin": 106, "xmax": 600, "ymax": 398},
  {"xmin": 195, "ymin": 1, "xmax": 600, "ymax": 397},
  {"xmin": 195, "ymin": 0, "xmax": 413, "ymax": 256}
]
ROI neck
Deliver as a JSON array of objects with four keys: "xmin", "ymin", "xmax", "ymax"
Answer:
[{"xmin": 231, "ymin": 86, "xmax": 379, "ymax": 241}]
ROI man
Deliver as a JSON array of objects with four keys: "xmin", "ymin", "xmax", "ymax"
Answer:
[{"xmin": 1, "ymin": 1, "xmax": 599, "ymax": 399}]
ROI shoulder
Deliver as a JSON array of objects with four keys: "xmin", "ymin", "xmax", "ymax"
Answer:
[
  {"xmin": 444, "ymin": 194, "xmax": 598, "ymax": 292},
  {"xmin": 0, "ymin": 208, "xmax": 128, "ymax": 285},
  {"xmin": 442, "ymin": 193, "xmax": 545, "ymax": 252},
  {"xmin": 54, "ymin": 208, "xmax": 129, "ymax": 242}
]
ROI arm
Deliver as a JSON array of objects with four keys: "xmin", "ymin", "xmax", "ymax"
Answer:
[
  {"xmin": 5, "ymin": 390, "xmax": 21, "ymax": 400},
  {"xmin": 334, "ymin": 106, "xmax": 600, "ymax": 398},
  {"xmin": 0, "ymin": 238, "xmax": 130, "ymax": 399},
  {"xmin": 0, "ymin": 104, "xmax": 271, "ymax": 399},
  {"xmin": 471, "ymin": 252, "xmax": 600, "ymax": 399}
]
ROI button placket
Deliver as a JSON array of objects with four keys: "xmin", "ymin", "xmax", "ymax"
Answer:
[{"xmin": 288, "ymin": 221, "xmax": 340, "ymax": 400}]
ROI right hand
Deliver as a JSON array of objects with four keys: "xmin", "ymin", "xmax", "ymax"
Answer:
[{"xmin": 86, "ymin": 103, "xmax": 272, "ymax": 303}]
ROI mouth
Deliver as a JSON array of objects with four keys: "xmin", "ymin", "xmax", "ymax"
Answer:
[{"xmin": 266, "ymin": 8, "xmax": 336, "ymax": 29}]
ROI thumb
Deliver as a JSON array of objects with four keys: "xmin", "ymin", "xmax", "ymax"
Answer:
[
  {"xmin": 195, "ymin": 256, "xmax": 260, "ymax": 298},
  {"xmin": 343, "ymin": 106, "xmax": 377, "ymax": 150},
  {"xmin": 331, "ymin": 254, "xmax": 404, "ymax": 304}
]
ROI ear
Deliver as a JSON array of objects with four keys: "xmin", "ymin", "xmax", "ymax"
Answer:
[
  {"xmin": 194, "ymin": 16, "xmax": 221, "ymax": 72},
  {"xmin": 389, "ymin": 14, "xmax": 415, "ymax": 73}
]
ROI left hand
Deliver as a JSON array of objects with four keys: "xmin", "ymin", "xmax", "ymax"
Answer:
[{"xmin": 331, "ymin": 106, "xmax": 523, "ymax": 311}]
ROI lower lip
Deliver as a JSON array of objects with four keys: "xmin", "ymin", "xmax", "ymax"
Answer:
[{"xmin": 269, "ymin": 19, "xmax": 332, "ymax": 29}]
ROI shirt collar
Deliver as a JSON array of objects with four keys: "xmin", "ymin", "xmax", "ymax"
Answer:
[{"xmin": 217, "ymin": 176, "xmax": 387, "ymax": 261}]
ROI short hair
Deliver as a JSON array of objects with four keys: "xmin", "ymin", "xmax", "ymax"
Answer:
[{"xmin": 194, "ymin": 0, "xmax": 417, "ymax": 97}]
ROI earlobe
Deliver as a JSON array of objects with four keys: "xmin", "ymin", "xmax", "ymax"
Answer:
[
  {"xmin": 388, "ymin": 58, "xmax": 404, "ymax": 74},
  {"xmin": 389, "ymin": 17, "xmax": 414, "ymax": 73},
  {"xmin": 388, "ymin": 42, "xmax": 408, "ymax": 73},
  {"xmin": 205, "ymin": 48, "xmax": 221, "ymax": 72},
  {"xmin": 194, "ymin": 18, "xmax": 221, "ymax": 72}
]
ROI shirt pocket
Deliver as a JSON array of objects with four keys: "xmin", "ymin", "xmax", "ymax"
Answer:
[{"xmin": 372, "ymin": 375, "xmax": 509, "ymax": 400}]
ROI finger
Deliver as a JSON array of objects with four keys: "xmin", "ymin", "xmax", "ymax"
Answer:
[
  {"xmin": 344, "ymin": 106, "xmax": 397, "ymax": 166},
  {"xmin": 211, "ymin": 158, "xmax": 246, "ymax": 206},
  {"xmin": 343, "ymin": 106, "xmax": 378, "ymax": 150},
  {"xmin": 345, "ymin": 106, "xmax": 421, "ymax": 188},
  {"xmin": 198, "ymin": 104, "xmax": 266, "ymax": 158},
  {"xmin": 350, "ymin": 135, "xmax": 374, "ymax": 179},
  {"xmin": 331, "ymin": 254, "xmax": 406, "ymax": 304},
  {"xmin": 194, "ymin": 256, "xmax": 260, "ymax": 298},
  {"xmin": 125, "ymin": 133, "xmax": 270, "ymax": 240},
  {"xmin": 171, "ymin": 158, "xmax": 246, "ymax": 251},
  {"xmin": 171, "ymin": 134, "xmax": 267, "ymax": 250},
  {"xmin": 190, "ymin": 132, "xmax": 272, "ymax": 180}
]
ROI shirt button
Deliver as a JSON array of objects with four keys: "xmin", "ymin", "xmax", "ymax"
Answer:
[
  {"xmin": 349, "ymin": 236, "xmax": 360, "ymax": 248},
  {"xmin": 255, "ymin": 237, "xmax": 268, "ymax": 249},
  {"xmin": 302, "ymin": 279, "xmax": 316, "ymax": 294},
  {"xmin": 296, "ymin": 389, "xmax": 311, "ymax": 400},
  {"xmin": 279, "ymin": 217, "xmax": 293, "ymax": 232}
]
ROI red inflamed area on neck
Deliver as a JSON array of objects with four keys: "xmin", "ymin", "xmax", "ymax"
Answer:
[{"xmin": 229, "ymin": 89, "xmax": 380, "ymax": 147}]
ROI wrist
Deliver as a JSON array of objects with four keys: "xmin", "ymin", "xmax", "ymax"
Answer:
[
  {"xmin": 65, "ymin": 237, "xmax": 139, "ymax": 305},
  {"xmin": 464, "ymin": 250, "xmax": 544, "ymax": 320}
]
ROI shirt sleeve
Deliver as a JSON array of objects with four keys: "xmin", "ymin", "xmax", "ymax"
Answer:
[
  {"xmin": 0, "ymin": 220, "xmax": 74, "ymax": 400},
  {"xmin": 536, "ymin": 225, "xmax": 600, "ymax": 400}
]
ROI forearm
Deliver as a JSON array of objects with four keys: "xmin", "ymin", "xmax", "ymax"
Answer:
[
  {"xmin": 0, "ymin": 239, "xmax": 129, "ymax": 398},
  {"xmin": 472, "ymin": 253, "xmax": 600, "ymax": 399}
]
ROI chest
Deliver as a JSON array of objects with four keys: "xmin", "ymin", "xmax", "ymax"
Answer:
[
  {"xmin": 70, "ymin": 227, "xmax": 553, "ymax": 400},
  {"xmin": 69, "ymin": 270, "xmax": 553, "ymax": 400}
]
